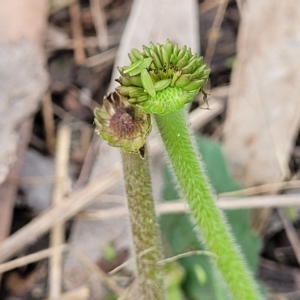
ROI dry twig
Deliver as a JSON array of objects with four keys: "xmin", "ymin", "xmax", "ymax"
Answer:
[
  {"xmin": 70, "ymin": 1, "xmax": 86, "ymax": 64},
  {"xmin": 49, "ymin": 125, "xmax": 71, "ymax": 299},
  {"xmin": 0, "ymin": 166, "xmax": 120, "ymax": 264}
]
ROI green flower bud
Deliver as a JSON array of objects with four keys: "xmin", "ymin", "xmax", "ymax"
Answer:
[
  {"xmin": 154, "ymin": 79, "xmax": 171, "ymax": 91},
  {"xmin": 94, "ymin": 91, "xmax": 152, "ymax": 155},
  {"xmin": 174, "ymin": 74, "xmax": 191, "ymax": 88},
  {"xmin": 116, "ymin": 39, "xmax": 210, "ymax": 114}
]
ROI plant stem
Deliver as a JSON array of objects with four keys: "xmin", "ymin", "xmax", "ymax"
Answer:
[
  {"xmin": 121, "ymin": 147, "xmax": 164, "ymax": 300},
  {"xmin": 155, "ymin": 109, "xmax": 262, "ymax": 300}
]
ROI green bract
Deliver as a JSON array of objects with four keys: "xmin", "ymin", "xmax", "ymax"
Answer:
[
  {"xmin": 116, "ymin": 40, "xmax": 210, "ymax": 114},
  {"xmin": 94, "ymin": 91, "xmax": 152, "ymax": 155}
]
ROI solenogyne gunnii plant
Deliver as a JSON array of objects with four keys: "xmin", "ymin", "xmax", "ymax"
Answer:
[
  {"xmin": 116, "ymin": 39, "xmax": 210, "ymax": 114},
  {"xmin": 94, "ymin": 91, "xmax": 151, "ymax": 156}
]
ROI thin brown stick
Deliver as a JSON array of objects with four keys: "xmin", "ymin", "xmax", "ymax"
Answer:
[
  {"xmin": 204, "ymin": 0, "xmax": 228, "ymax": 65},
  {"xmin": 77, "ymin": 194, "xmax": 300, "ymax": 220},
  {"xmin": 199, "ymin": 0, "xmax": 219, "ymax": 14},
  {"xmin": 0, "ymin": 245, "xmax": 67, "ymax": 274},
  {"xmin": 49, "ymin": 125, "xmax": 71, "ymax": 298},
  {"xmin": 74, "ymin": 135, "xmax": 99, "ymax": 188},
  {"xmin": 70, "ymin": 1, "xmax": 85, "ymax": 64},
  {"xmin": 0, "ymin": 166, "xmax": 120, "ymax": 264},
  {"xmin": 0, "ymin": 244, "xmax": 122, "ymax": 297},
  {"xmin": 49, "ymin": 0, "xmax": 76, "ymax": 15},
  {"xmin": 42, "ymin": 93, "xmax": 56, "ymax": 155},
  {"xmin": 85, "ymin": 47, "xmax": 118, "ymax": 68},
  {"xmin": 220, "ymin": 180, "xmax": 300, "ymax": 197},
  {"xmin": 90, "ymin": 0, "xmax": 108, "ymax": 51}
]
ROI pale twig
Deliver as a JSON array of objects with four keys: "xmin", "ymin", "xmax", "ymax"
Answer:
[
  {"xmin": 77, "ymin": 194, "xmax": 300, "ymax": 221},
  {"xmin": 0, "ymin": 244, "xmax": 122, "ymax": 297},
  {"xmin": 108, "ymin": 247, "xmax": 155, "ymax": 276},
  {"xmin": 49, "ymin": 125, "xmax": 71, "ymax": 299},
  {"xmin": 200, "ymin": 0, "xmax": 220, "ymax": 14},
  {"xmin": 0, "ymin": 166, "xmax": 120, "ymax": 264},
  {"xmin": 109, "ymin": 249, "xmax": 215, "ymax": 277},
  {"xmin": 220, "ymin": 180, "xmax": 300, "ymax": 197},
  {"xmin": 0, "ymin": 245, "xmax": 68, "ymax": 274},
  {"xmin": 90, "ymin": 0, "xmax": 108, "ymax": 51},
  {"xmin": 85, "ymin": 47, "xmax": 118, "ymax": 68},
  {"xmin": 49, "ymin": 0, "xmax": 76, "ymax": 15},
  {"xmin": 156, "ymin": 250, "xmax": 217, "ymax": 265},
  {"xmin": 70, "ymin": 1, "xmax": 85, "ymax": 64},
  {"xmin": 204, "ymin": 0, "xmax": 228, "ymax": 65},
  {"xmin": 42, "ymin": 93, "xmax": 56, "ymax": 155}
]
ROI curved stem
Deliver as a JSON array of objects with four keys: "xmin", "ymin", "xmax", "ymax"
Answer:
[
  {"xmin": 121, "ymin": 147, "xmax": 164, "ymax": 300},
  {"xmin": 155, "ymin": 109, "xmax": 262, "ymax": 300}
]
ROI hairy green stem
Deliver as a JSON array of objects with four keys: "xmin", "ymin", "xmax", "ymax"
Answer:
[
  {"xmin": 155, "ymin": 110, "xmax": 262, "ymax": 300},
  {"xmin": 121, "ymin": 147, "xmax": 164, "ymax": 300}
]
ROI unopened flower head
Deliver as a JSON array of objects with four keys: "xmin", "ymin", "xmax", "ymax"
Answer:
[
  {"xmin": 94, "ymin": 91, "xmax": 152, "ymax": 155},
  {"xmin": 116, "ymin": 40, "xmax": 210, "ymax": 114}
]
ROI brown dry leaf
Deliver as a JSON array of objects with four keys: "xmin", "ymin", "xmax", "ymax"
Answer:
[{"xmin": 222, "ymin": 1, "xmax": 300, "ymax": 187}]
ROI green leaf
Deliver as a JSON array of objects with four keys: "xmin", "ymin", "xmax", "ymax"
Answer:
[
  {"xmin": 123, "ymin": 58, "xmax": 152, "ymax": 76},
  {"xmin": 160, "ymin": 136, "xmax": 262, "ymax": 300}
]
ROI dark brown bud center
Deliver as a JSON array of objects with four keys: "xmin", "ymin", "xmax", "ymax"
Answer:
[{"xmin": 109, "ymin": 107, "xmax": 138, "ymax": 138}]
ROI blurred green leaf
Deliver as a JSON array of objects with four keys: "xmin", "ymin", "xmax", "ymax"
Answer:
[
  {"xmin": 160, "ymin": 136, "xmax": 261, "ymax": 300},
  {"xmin": 102, "ymin": 243, "xmax": 116, "ymax": 262}
]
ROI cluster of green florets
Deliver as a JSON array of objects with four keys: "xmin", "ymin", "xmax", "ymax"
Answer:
[
  {"xmin": 116, "ymin": 39, "xmax": 210, "ymax": 114},
  {"xmin": 94, "ymin": 40, "xmax": 210, "ymax": 154}
]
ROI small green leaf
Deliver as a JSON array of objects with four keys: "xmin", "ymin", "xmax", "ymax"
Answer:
[
  {"xmin": 131, "ymin": 48, "xmax": 144, "ymax": 60},
  {"xmin": 128, "ymin": 52, "xmax": 138, "ymax": 63},
  {"xmin": 123, "ymin": 59, "xmax": 143, "ymax": 74},
  {"xmin": 177, "ymin": 46, "xmax": 187, "ymax": 61},
  {"xmin": 150, "ymin": 48, "xmax": 163, "ymax": 69},
  {"xmin": 164, "ymin": 39, "xmax": 174, "ymax": 59},
  {"xmin": 161, "ymin": 44, "xmax": 170, "ymax": 65},
  {"xmin": 123, "ymin": 58, "xmax": 153, "ymax": 76},
  {"xmin": 174, "ymin": 74, "xmax": 191, "ymax": 88},
  {"xmin": 183, "ymin": 79, "xmax": 205, "ymax": 91},
  {"xmin": 102, "ymin": 243, "xmax": 116, "ymax": 262},
  {"xmin": 154, "ymin": 79, "xmax": 171, "ymax": 91},
  {"xmin": 141, "ymin": 69, "xmax": 156, "ymax": 97},
  {"xmin": 170, "ymin": 71, "xmax": 182, "ymax": 86}
]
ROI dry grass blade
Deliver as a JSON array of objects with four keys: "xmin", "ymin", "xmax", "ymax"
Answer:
[
  {"xmin": 49, "ymin": 125, "xmax": 71, "ymax": 299},
  {"xmin": 90, "ymin": 0, "xmax": 108, "ymax": 51},
  {"xmin": 0, "ymin": 244, "xmax": 122, "ymax": 297},
  {"xmin": 77, "ymin": 194, "xmax": 300, "ymax": 221},
  {"xmin": 70, "ymin": 0, "xmax": 85, "ymax": 64},
  {"xmin": 49, "ymin": 0, "xmax": 76, "ymax": 15},
  {"xmin": 42, "ymin": 93, "xmax": 56, "ymax": 155},
  {"xmin": 0, "ymin": 245, "xmax": 67, "ymax": 274},
  {"xmin": 204, "ymin": 0, "xmax": 228, "ymax": 65},
  {"xmin": 0, "ymin": 166, "xmax": 120, "ymax": 264}
]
